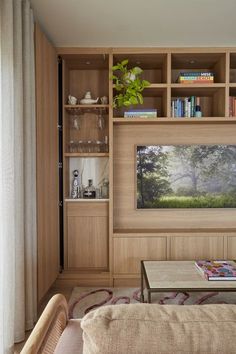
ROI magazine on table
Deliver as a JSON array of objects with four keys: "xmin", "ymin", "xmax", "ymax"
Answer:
[{"xmin": 195, "ymin": 260, "xmax": 236, "ymax": 281}]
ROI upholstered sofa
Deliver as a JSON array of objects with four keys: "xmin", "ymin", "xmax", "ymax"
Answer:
[{"xmin": 21, "ymin": 293, "xmax": 236, "ymax": 354}]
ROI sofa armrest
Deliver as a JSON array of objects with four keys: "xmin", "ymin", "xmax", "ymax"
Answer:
[{"xmin": 21, "ymin": 294, "xmax": 68, "ymax": 354}]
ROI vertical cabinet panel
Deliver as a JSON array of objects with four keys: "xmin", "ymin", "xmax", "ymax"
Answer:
[
  {"xmin": 35, "ymin": 24, "xmax": 59, "ymax": 302},
  {"xmin": 170, "ymin": 236, "xmax": 224, "ymax": 260},
  {"xmin": 67, "ymin": 202, "xmax": 108, "ymax": 269},
  {"xmin": 113, "ymin": 237, "xmax": 167, "ymax": 274}
]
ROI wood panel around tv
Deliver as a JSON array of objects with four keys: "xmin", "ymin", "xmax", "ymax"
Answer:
[{"xmin": 113, "ymin": 123, "xmax": 236, "ymax": 230}]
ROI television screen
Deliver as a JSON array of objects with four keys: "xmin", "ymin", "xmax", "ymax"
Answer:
[{"xmin": 136, "ymin": 145, "xmax": 236, "ymax": 209}]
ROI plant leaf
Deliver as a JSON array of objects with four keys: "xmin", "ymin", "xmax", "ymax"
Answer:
[
  {"xmin": 132, "ymin": 66, "xmax": 143, "ymax": 75},
  {"xmin": 121, "ymin": 59, "xmax": 129, "ymax": 66}
]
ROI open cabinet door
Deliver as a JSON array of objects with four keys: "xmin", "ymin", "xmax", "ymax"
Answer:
[{"xmin": 35, "ymin": 23, "xmax": 59, "ymax": 302}]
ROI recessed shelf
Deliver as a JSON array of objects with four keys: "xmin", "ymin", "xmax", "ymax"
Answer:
[
  {"xmin": 64, "ymin": 153, "xmax": 109, "ymax": 157},
  {"xmin": 113, "ymin": 117, "xmax": 236, "ymax": 124}
]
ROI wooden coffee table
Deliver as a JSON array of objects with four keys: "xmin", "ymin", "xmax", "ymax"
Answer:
[{"xmin": 141, "ymin": 260, "xmax": 236, "ymax": 303}]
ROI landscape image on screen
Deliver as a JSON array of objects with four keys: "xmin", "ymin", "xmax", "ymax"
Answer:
[{"xmin": 137, "ymin": 145, "xmax": 236, "ymax": 209}]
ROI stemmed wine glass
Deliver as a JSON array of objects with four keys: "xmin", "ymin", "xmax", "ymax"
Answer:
[
  {"xmin": 97, "ymin": 113, "xmax": 105, "ymax": 130},
  {"xmin": 70, "ymin": 109, "xmax": 81, "ymax": 130}
]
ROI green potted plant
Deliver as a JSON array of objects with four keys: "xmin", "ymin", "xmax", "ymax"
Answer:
[{"xmin": 112, "ymin": 59, "xmax": 150, "ymax": 108}]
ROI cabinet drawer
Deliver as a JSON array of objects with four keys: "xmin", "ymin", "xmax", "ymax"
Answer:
[
  {"xmin": 113, "ymin": 237, "xmax": 166, "ymax": 274},
  {"xmin": 67, "ymin": 202, "xmax": 108, "ymax": 217},
  {"xmin": 170, "ymin": 236, "xmax": 224, "ymax": 260}
]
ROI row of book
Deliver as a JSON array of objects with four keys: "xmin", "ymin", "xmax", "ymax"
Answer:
[
  {"xmin": 195, "ymin": 260, "xmax": 236, "ymax": 281},
  {"xmin": 171, "ymin": 96, "xmax": 201, "ymax": 118},
  {"xmin": 177, "ymin": 72, "xmax": 214, "ymax": 84},
  {"xmin": 229, "ymin": 96, "xmax": 236, "ymax": 117}
]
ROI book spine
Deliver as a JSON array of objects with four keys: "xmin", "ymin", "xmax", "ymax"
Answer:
[{"xmin": 183, "ymin": 72, "xmax": 213, "ymax": 76}]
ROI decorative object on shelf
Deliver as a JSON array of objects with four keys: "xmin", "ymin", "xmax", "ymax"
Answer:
[
  {"xmin": 71, "ymin": 169, "xmax": 80, "ymax": 199},
  {"xmin": 68, "ymin": 95, "xmax": 78, "ymax": 105},
  {"xmin": 194, "ymin": 97, "xmax": 202, "ymax": 117},
  {"xmin": 100, "ymin": 96, "xmax": 108, "ymax": 105},
  {"xmin": 83, "ymin": 179, "xmax": 96, "ymax": 198},
  {"xmin": 112, "ymin": 59, "xmax": 150, "ymax": 108},
  {"xmin": 101, "ymin": 178, "xmax": 109, "ymax": 199},
  {"xmin": 80, "ymin": 91, "xmax": 99, "ymax": 105}
]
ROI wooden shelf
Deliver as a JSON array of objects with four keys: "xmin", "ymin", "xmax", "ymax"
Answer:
[
  {"xmin": 171, "ymin": 83, "xmax": 225, "ymax": 89},
  {"xmin": 113, "ymin": 228, "xmax": 236, "ymax": 235},
  {"xmin": 64, "ymin": 153, "xmax": 109, "ymax": 157},
  {"xmin": 113, "ymin": 117, "xmax": 236, "ymax": 124},
  {"xmin": 65, "ymin": 198, "xmax": 109, "ymax": 202},
  {"xmin": 64, "ymin": 104, "xmax": 109, "ymax": 110}
]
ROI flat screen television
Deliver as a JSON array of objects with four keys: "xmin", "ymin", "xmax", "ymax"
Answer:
[{"xmin": 136, "ymin": 145, "xmax": 236, "ymax": 209}]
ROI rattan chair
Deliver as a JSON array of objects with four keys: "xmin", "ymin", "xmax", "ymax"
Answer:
[{"xmin": 21, "ymin": 294, "xmax": 69, "ymax": 354}]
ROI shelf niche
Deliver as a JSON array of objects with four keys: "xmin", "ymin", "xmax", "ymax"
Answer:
[
  {"xmin": 113, "ymin": 53, "xmax": 168, "ymax": 84},
  {"xmin": 171, "ymin": 53, "xmax": 226, "ymax": 83},
  {"xmin": 113, "ymin": 86, "xmax": 167, "ymax": 118},
  {"xmin": 171, "ymin": 87, "xmax": 225, "ymax": 117}
]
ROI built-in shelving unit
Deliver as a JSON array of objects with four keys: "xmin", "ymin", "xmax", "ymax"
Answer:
[{"xmin": 56, "ymin": 47, "xmax": 236, "ymax": 288}]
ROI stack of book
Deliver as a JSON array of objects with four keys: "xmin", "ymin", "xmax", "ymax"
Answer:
[
  {"xmin": 171, "ymin": 96, "xmax": 200, "ymax": 118},
  {"xmin": 177, "ymin": 72, "xmax": 214, "ymax": 84},
  {"xmin": 195, "ymin": 260, "xmax": 236, "ymax": 281},
  {"xmin": 124, "ymin": 109, "xmax": 157, "ymax": 118},
  {"xmin": 229, "ymin": 96, "xmax": 236, "ymax": 117}
]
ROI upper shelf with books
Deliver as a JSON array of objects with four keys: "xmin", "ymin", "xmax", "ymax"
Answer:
[{"xmin": 171, "ymin": 53, "xmax": 226, "ymax": 83}]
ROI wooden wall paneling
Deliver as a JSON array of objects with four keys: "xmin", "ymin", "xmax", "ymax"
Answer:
[
  {"xmin": 35, "ymin": 24, "xmax": 59, "ymax": 301},
  {"xmin": 113, "ymin": 123, "xmax": 236, "ymax": 230},
  {"xmin": 113, "ymin": 236, "xmax": 167, "ymax": 274},
  {"xmin": 170, "ymin": 235, "xmax": 224, "ymax": 260},
  {"xmin": 226, "ymin": 236, "xmax": 236, "ymax": 259}
]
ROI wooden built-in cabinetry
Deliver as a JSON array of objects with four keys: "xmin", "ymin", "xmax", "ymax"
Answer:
[{"xmin": 35, "ymin": 40, "xmax": 236, "ymax": 292}]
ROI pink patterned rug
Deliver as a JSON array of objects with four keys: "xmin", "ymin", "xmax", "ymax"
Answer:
[{"xmin": 68, "ymin": 287, "xmax": 236, "ymax": 319}]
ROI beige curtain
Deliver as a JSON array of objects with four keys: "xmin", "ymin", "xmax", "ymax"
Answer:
[{"xmin": 0, "ymin": 0, "xmax": 37, "ymax": 352}]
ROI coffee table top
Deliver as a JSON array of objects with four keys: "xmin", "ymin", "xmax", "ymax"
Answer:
[{"xmin": 142, "ymin": 261, "xmax": 236, "ymax": 290}]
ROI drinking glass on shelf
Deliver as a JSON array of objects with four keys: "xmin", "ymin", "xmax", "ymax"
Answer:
[
  {"xmin": 87, "ymin": 140, "xmax": 92, "ymax": 153},
  {"xmin": 70, "ymin": 111, "xmax": 81, "ymax": 130},
  {"xmin": 97, "ymin": 114, "xmax": 105, "ymax": 130},
  {"xmin": 77, "ymin": 140, "xmax": 83, "ymax": 153},
  {"xmin": 69, "ymin": 140, "xmax": 76, "ymax": 153}
]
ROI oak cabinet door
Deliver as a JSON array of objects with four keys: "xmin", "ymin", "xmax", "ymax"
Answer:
[
  {"xmin": 35, "ymin": 24, "xmax": 59, "ymax": 302},
  {"xmin": 67, "ymin": 202, "xmax": 108, "ymax": 269}
]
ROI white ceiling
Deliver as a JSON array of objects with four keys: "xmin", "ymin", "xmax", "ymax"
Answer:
[{"xmin": 30, "ymin": 0, "xmax": 236, "ymax": 47}]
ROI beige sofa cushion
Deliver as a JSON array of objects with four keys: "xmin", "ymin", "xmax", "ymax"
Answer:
[
  {"xmin": 54, "ymin": 319, "xmax": 83, "ymax": 354},
  {"xmin": 81, "ymin": 304, "xmax": 236, "ymax": 354}
]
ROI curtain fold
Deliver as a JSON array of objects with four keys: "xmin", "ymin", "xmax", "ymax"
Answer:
[{"xmin": 0, "ymin": 0, "xmax": 37, "ymax": 352}]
